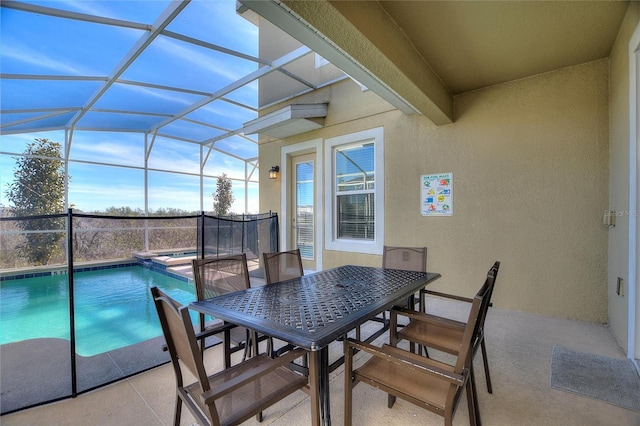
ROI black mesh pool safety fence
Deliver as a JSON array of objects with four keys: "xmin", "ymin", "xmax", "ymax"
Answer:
[
  {"xmin": 197, "ymin": 212, "xmax": 279, "ymax": 261},
  {"xmin": 0, "ymin": 210, "xmax": 279, "ymax": 415}
]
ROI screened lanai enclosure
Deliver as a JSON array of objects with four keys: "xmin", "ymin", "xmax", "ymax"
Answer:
[
  {"xmin": 0, "ymin": 0, "xmax": 351, "ymax": 414},
  {"xmin": 1, "ymin": 0, "xmax": 268, "ymax": 215},
  {"xmin": 1, "ymin": 0, "xmax": 349, "ymax": 216}
]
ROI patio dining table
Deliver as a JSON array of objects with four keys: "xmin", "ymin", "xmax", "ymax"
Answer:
[{"xmin": 189, "ymin": 264, "xmax": 441, "ymax": 426}]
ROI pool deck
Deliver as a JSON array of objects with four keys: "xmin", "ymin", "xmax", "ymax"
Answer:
[
  {"xmin": 0, "ymin": 261, "xmax": 266, "ymax": 415},
  {"xmin": 2, "ymin": 298, "xmax": 638, "ymax": 425},
  {"xmin": 0, "ymin": 332, "xmax": 228, "ymax": 415}
]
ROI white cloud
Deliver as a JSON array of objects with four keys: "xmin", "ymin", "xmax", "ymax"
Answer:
[
  {"xmin": 119, "ymin": 84, "xmax": 195, "ymax": 105},
  {"xmin": 2, "ymin": 43, "xmax": 97, "ymax": 75},
  {"xmin": 153, "ymin": 37, "xmax": 252, "ymax": 82}
]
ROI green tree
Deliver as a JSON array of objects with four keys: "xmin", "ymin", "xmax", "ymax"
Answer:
[
  {"xmin": 6, "ymin": 138, "xmax": 67, "ymax": 265},
  {"xmin": 213, "ymin": 173, "xmax": 234, "ymax": 216}
]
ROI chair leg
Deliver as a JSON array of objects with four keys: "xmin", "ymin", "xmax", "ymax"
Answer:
[
  {"xmin": 480, "ymin": 339, "xmax": 492, "ymax": 393},
  {"xmin": 223, "ymin": 329, "xmax": 231, "ymax": 369},
  {"xmin": 267, "ymin": 337, "xmax": 274, "ymax": 357},
  {"xmin": 173, "ymin": 394, "xmax": 182, "ymax": 426},
  {"xmin": 344, "ymin": 347, "xmax": 353, "ymax": 426},
  {"xmin": 444, "ymin": 412, "xmax": 453, "ymax": 426},
  {"xmin": 469, "ymin": 363, "xmax": 482, "ymax": 426},
  {"xmin": 417, "ymin": 344, "xmax": 429, "ymax": 358},
  {"xmin": 387, "ymin": 394, "xmax": 396, "ymax": 408},
  {"xmin": 465, "ymin": 378, "xmax": 477, "ymax": 426},
  {"xmin": 241, "ymin": 329, "xmax": 251, "ymax": 361}
]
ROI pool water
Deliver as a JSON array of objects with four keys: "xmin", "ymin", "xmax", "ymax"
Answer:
[{"xmin": 0, "ymin": 266, "xmax": 196, "ymax": 356}]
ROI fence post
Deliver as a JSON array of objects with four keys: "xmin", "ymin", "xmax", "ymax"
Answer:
[
  {"xmin": 216, "ymin": 214, "xmax": 220, "ymax": 258},
  {"xmin": 67, "ymin": 208, "xmax": 77, "ymax": 397},
  {"xmin": 241, "ymin": 214, "xmax": 245, "ymax": 255},
  {"xmin": 273, "ymin": 212, "xmax": 279, "ymax": 252},
  {"xmin": 199, "ymin": 211, "xmax": 205, "ymax": 259}
]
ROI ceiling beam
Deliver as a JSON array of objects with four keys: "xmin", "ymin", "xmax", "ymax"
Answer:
[{"xmin": 240, "ymin": 0, "xmax": 453, "ymax": 125}]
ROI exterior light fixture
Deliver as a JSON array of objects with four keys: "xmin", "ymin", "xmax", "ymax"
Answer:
[{"xmin": 269, "ymin": 166, "xmax": 279, "ymax": 179}]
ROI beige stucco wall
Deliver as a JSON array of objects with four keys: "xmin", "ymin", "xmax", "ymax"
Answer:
[
  {"xmin": 260, "ymin": 59, "xmax": 610, "ymax": 322},
  {"xmin": 608, "ymin": 3, "xmax": 640, "ymax": 352}
]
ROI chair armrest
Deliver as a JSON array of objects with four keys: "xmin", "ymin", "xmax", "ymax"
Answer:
[
  {"xmin": 421, "ymin": 289, "xmax": 493, "ymax": 307},
  {"xmin": 202, "ymin": 347, "xmax": 307, "ymax": 404},
  {"xmin": 390, "ymin": 306, "xmax": 465, "ymax": 330},
  {"xmin": 420, "ymin": 289, "xmax": 474, "ymax": 303},
  {"xmin": 344, "ymin": 338, "xmax": 465, "ymax": 386},
  {"xmin": 194, "ymin": 321, "xmax": 236, "ymax": 341},
  {"xmin": 161, "ymin": 322, "xmax": 236, "ymax": 352}
]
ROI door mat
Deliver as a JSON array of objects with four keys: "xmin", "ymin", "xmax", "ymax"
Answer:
[{"xmin": 550, "ymin": 346, "xmax": 640, "ymax": 412}]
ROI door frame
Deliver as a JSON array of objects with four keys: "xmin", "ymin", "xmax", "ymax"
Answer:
[
  {"xmin": 280, "ymin": 139, "xmax": 323, "ymax": 271},
  {"xmin": 629, "ymin": 22, "xmax": 640, "ymax": 366}
]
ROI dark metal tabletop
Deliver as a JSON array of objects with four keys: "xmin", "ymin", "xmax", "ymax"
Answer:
[{"xmin": 189, "ymin": 264, "xmax": 441, "ymax": 350}]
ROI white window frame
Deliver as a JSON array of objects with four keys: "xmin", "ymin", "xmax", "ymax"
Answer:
[
  {"xmin": 280, "ymin": 139, "xmax": 324, "ymax": 270},
  {"xmin": 324, "ymin": 127, "xmax": 384, "ymax": 254}
]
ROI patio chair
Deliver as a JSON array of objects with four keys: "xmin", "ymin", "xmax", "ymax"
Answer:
[
  {"xmin": 358, "ymin": 246, "xmax": 427, "ymax": 340},
  {"xmin": 262, "ymin": 249, "xmax": 304, "ymax": 284},
  {"xmin": 383, "ymin": 246, "xmax": 428, "ymax": 309},
  {"xmin": 344, "ymin": 275, "xmax": 489, "ymax": 426},
  {"xmin": 192, "ymin": 254, "xmax": 258, "ymax": 367},
  {"xmin": 397, "ymin": 261, "xmax": 501, "ymax": 393},
  {"xmin": 262, "ymin": 249, "xmax": 304, "ymax": 359},
  {"xmin": 150, "ymin": 287, "xmax": 309, "ymax": 426}
]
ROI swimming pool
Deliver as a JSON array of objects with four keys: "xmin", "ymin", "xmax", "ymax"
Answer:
[{"xmin": 0, "ymin": 265, "xmax": 196, "ymax": 357}]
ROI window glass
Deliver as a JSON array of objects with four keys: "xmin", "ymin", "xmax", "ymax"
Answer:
[
  {"xmin": 334, "ymin": 142, "xmax": 375, "ymax": 241},
  {"xmin": 335, "ymin": 142, "xmax": 375, "ymax": 192},
  {"xmin": 324, "ymin": 127, "xmax": 384, "ymax": 254},
  {"xmin": 337, "ymin": 194, "xmax": 374, "ymax": 240}
]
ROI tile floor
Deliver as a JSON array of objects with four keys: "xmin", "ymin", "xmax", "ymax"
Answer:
[{"xmin": 2, "ymin": 297, "xmax": 640, "ymax": 426}]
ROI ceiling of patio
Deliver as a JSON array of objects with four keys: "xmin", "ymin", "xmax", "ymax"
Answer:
[{"xmin": 243, "ymin": 0, "xmax": 629, "ymax": 125}]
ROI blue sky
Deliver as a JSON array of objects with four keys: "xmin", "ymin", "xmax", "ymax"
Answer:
[
  {"xmin": 0, "ymin": 129, "xmax": 259, "ymax": 213},
  {"xmin": 0, "ymin": 0, "xmax": 261, "ymax": 214}
]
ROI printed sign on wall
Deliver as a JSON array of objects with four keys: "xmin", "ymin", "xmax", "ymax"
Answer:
[{"xmin": 421, "ymin": 172, "xmax": 453, "ymax": 216}]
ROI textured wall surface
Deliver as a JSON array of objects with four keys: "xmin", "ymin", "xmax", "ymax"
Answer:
[
  {"xmin": 386, "ymin": 60, "xmax": 609, "ymax": 322},
  {"xmin": 261, "ymin": 60, "xmax": 610, "ymax": 322}
]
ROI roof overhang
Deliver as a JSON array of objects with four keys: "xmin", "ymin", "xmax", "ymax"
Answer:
[
  {"xmin": 242, "ymin": 103, "xmax": 327, "ymax": 138},
  {"xmin": 239, "ymin": 0, "xmax": 454, "ymax": 125}
]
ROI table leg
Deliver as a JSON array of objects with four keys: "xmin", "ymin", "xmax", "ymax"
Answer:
[
  {"xmin": 320, "ymin": 346, "xmax": 330, "ymax": 425},
  {"xmin": 308, "ymin": 350, "xmax": 321, "ymax": 426},
  {"xmin": 308, "ymin": 348, "xmax": 331, "ymax": 426}
]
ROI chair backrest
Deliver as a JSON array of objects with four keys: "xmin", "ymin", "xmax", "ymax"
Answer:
[
  {"xmin": 192, "ymin": 253, "xmax": 250, "ymax": 301},
  {"xmin": 382, "ymin": 246, "xmax": 427, "ymax": 272},
  {"xmin": 263, "ymin": 249, "xmax": 304, "ymax": 284},
  {"xmin": 151, "ymin": 286, "xmax": 211, "ymax": 394},
  {"xmin": 453, "ymin": 275, "xmax": 493, "ymax": 373},
  {"xmin": 477, "ymin": 261, "xmax": 501, "ymax": 331}
]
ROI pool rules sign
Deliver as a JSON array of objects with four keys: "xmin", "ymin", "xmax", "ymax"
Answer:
[{"xmin": 421, "ymin": 172, "xmax": 453, "ymax": 216}]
